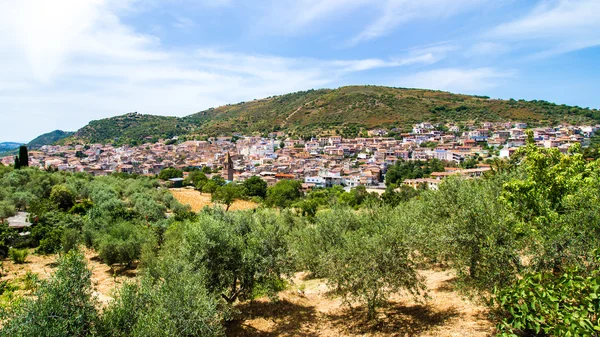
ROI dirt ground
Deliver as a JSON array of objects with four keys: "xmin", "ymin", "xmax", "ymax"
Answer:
[
  {"xmin": 2, "ymin": 247, "xmax": 136, "ymax": 305},
  {"xmin": 226, "ymin": 270, "xmax": 495, "ymax": 337},
  {"xmin": 170, "ymin": 187, "xmax": 259, "ymax": 212},
  {"xmin": 3, "ymin": 248, "xmax": 495, "ymax": 336}
]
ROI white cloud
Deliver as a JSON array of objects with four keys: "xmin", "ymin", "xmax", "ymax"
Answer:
[
  {"xmin": 257, "ymin": 0, "xmax": 489, "ymax": 44},
  {"xmin": 488, "ymin": 0, "xmax": 600, "ymax": 55},
  {"xmin": 350, "ymin": 0, "xmax": 489, "ymax": 45},
  {"xmin": 259, "ymin": 0, "xmax": 370, "ymax": 34},
  {"xmin": 0, "ymin": 0, "xmax": 455, "ymax": 142},
  {"xmin": 396, "ymin": 67, "xmax": 515, "ymax": 93}
]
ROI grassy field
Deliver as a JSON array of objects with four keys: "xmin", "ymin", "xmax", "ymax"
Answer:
[{"xmin": 170, "ymin": 187, "xmax": 259, "ymax": 212}]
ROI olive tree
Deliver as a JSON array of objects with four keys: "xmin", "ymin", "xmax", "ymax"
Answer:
[
  {"xmin": 298, "ymin": 207, "xmax": 425, "ymax": 320},
  {"xmin": 0, "ymin": 250, "xmax": 100, "ymax": 337}
]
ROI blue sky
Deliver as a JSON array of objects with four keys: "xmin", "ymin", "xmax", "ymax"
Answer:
[{"xmin": 1, "ymin": 0, "xmax": 599, "ymax": 142}]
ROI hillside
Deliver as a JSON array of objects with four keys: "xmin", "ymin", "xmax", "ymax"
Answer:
[
  {"xmin": 71, "ymin": 112, "xmax": 195, "ymax": 146},
  {"xmin": 28, "ymin": 130, "xmax": 74, "ymax": 148},
  {"xmin": 0, "ymin": 142, "xmax": 23, "ymax": 152},
  {"xmin": 65, "ymin": 86, "xmax": 600, "ymax": 145}
]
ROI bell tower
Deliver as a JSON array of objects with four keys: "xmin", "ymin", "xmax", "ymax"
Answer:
[{"xmin": 223, "ymin": 152, "xmax": 234, "ymax": 181}]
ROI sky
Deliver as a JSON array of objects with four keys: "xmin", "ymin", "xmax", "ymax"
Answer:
[{"xmin": 1, "ymin": 0, "xmax": 599, "ymax": 142}]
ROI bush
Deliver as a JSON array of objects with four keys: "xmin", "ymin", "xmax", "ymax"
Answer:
[
  {"xmin": 98, "ymin": 223, "xmax": 147, "ymax": 267},
  {"xmin": 36, "ymin": 227, "xmax": 63, "ymax": 255},
  {"xmin": 8, "ymin": 248, "xmax": 28, "ymax": 264},
  {"xmin": 495, "ymin": 268, "xmax": 600, "ymax": 336},
  {"xmin": 61, "ymin": 228, "xmax": 81, "ymax": 254},
  {"xmin": 0, "ymin": 250, "xmax": 99, "ymax": 336},
  {"xmin": 297, "ymin": 207, "xmax": 424, "ymax": 319},
  {"xmin": 50, "ymin": 184, "xmax": 75, "ymax": 211},
  {"xmin": 101, "ymin": 258, "xmax": 224, "ymax": 337}
]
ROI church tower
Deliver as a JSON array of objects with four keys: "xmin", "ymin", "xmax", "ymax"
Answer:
[{"xmin": 223, "ymin": 152, "xmax": 234, "ymax": 181}]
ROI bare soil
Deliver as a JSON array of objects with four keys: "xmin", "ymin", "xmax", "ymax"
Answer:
[
  {"xmin": 2, "ymin": 247, "xmax": 136, "ymax": 304},
  {"xmin": 3, "ymin": 248, "xmax": 495, "ymax": 336},
  {"xmin": 170, "ymin": 188, "xmax": 259, "ymax": 212},
  {"xmin": 226, "ymin": 269, "xmax": 495, "ymax": 337}
]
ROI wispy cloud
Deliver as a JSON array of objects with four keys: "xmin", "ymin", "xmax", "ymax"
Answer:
[
  {"xmin": 258, "ymin": 0, "xmax": 490, "ymax": 45},
  {"xmin": 487, "ymin": 0, "xmax": 600, "ymax": 55},
  {"xmin": 396, "ymin": 67, "xmax": 516, "ymax": 93},
  {"xmin": 0, "ymin": 0, "xmax": 455, "ymax": 141},
  {"xmin": 349, "ymin": 0, "xmax": 489, "ymax": 45}
]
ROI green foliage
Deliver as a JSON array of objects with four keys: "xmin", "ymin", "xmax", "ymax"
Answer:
[
  {"xmin": 97, "ymin": 222, "xmax": 148, "ymax": 267},
  {"xmin": 211, "ymin": 184, "xmax": 242, "ymax": 211},
  {"xmin": 71, "ymin": 113, "xmax": 188, "ymax": 146},
  {"xmin": 101, "ymin": 261, "xmax": 224, "ymax": 337},
  {"xmin": 296, "ymin": 207, "xmax": 424, "ymax": 319},
  {"xmin": 0, "ymin": 250, "xmax": 99, "ymax": 337},
  {"xmin": 0, "ymin": 224, "xmax": 16, "ymax": 257},
  {"xmin": 380, "ymin": 184, "xmax": 421, "ymax": 207},
  {"xmin": 27, "ymin": 130, "xmax": 73, "ymax": 148},
  {"xmin": 184, "ymin": 170, "xmax": 208, "ymax": 187},
  {"xmin": 265, "ymin": 179, "xmax": 302, "ymax": 208},
  {"xmin": 420, "ymin": 177, "xmax": 522, "ymax": 293},
  {"xmin": 160, "ymin": 210, "xmax": 293, "ymax": 304},
  {"xmin": 385, "ymin": 159, "xmax": 445, "ymax": 186},
  {"xmin": 158, "ymin": 167, "xmax": 183, "ymax": 180},
  {"xmin": 8, "ymin": 248, "xmax": 28, "ymax": 264},
  {"xmin": 50, "ymin": 184, "xmax": 76, "ymax": 211},
  {"xmin": 0, "ymin": 201, "xmax": 16, "ymax": 221},
  {"xmin": 10, "ymin": 191, "xmax": 34, "ymax": 211},
  {"xmin": 61, "ymin": 228, "xmax": 81, "ymax": 254},
  {"xmin": 495, "ymin": 267, "xmax": 600, "ymax": 336},
  {"xmin": 243, "ymin": 176, "xmax": 267, "ymax": 198}
]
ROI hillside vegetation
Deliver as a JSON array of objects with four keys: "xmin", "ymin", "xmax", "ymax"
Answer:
[
  {"xmin": 70, "ymin": 113, "xmax": 194, "ymax": 146},
  {"xmin": 28, "ymin": 130, "xmax": 74, "ymax": 148},
  {"xmin": 63, "ymin": 86, "xmax": 600, "ymax": 145}
]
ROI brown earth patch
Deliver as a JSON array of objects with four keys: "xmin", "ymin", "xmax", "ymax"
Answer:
[
  {"xmin": 226, "ymin": 270, "xmax": 495, "ymax": 337},
  {"xmin": 170, "ymin": 187, "xmax": 259, "ymax": 212},
  {"xmin": 2, "ymin": 247, "xmax": 136, "ymax": 304}
]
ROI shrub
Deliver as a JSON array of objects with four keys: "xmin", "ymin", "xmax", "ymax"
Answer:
[
  {"xmin": 297, "ymin": 207, "xmax": 424, "ymax": 319},
  {"xmin": 61, "ymin": 228, "xmax": 81, "ymax": 254},
  {"xmin": 98, "ymin": 223, "xmax": 147, "ymax": 267},
  {"xmin": 8, "ymin": 248, "xmax": 28, "ymax": 264},
  {"xmin": 36, "ymin": 227, "xmax": 63, "ymax": 255},
  {"xmin": 50, "ymin": 184, "xmax": 75, "ymax": 211},
  {"xmin": 0, "ymin": 250, "xmax": 99, "ymax": 336},
  {"xmin": 101, "ymin": 259, "xmax": 224, "ymax": 337},
  {"xmin": 495, "ymin": 268, "xmax": 600, "ymax": 336}
]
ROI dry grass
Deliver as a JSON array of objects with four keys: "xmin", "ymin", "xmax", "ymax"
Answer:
[
  {"xmin": 226, "ymin": 269, "xmax": 495, "ymax": 337},
  {"xmin": 170, "ymin": 187, "xmax": 259, "ymax": 212},
  {"xmin": 2, "ymin": 247, "xmax": 137, "ymax": 305}
]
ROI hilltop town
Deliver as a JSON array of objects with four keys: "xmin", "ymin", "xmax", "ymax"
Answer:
[{"xmin": 3, "ymin": 121, "xmax": 597, "ymax": 191}]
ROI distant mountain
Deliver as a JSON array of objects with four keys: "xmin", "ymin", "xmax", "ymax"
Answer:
[
  {"xmin": 0, "ymin": 142, "xmax": 23, "ymax": 152},
  {"xmin": 28, "ymin": 130, "xmax": 74, "ymax": 148},
  {"xmin": 60, "ymin": 86, "xmax": 600, "ymax": 145}
]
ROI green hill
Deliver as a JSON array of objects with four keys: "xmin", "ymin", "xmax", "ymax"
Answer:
[
  {"xmin": 71, "ymin": 112, "xmax": 195, "ymax": 146},
  {"xmin": 28, "ymin": 130, "xmax": 74, "ymax": 148},
  {"xmin": 64, "ymin": 86, "xmax": 600, "ymax": 145}
]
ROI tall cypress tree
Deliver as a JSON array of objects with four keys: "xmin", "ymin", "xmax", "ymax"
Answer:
[
  {"xmin": 14, "ymin": 155, "xmax": 20, "ymax": 169},
  {"xmin": 18, "ymin": 146, "xmax": 29, "ymax": 168}
]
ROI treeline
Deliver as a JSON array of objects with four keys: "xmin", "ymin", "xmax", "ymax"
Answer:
[{"xmin": 1, "ymin": 134, "xmax": 600, "ymax": 335}]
